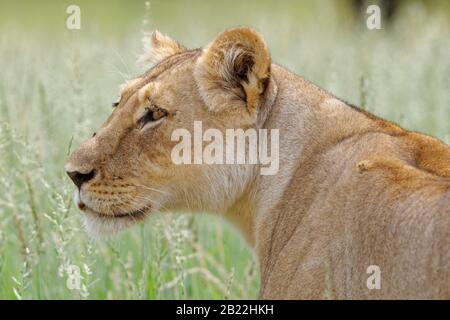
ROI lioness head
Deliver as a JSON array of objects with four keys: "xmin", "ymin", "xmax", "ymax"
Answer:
[{"xmin": 65, "ymin": 27, "xmax": 277, "ymax": 235}]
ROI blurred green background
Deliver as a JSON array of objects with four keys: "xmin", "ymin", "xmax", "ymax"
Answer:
[{"xmin": 0, "ymin": 0, "xmax": 449, "ymax": 299}]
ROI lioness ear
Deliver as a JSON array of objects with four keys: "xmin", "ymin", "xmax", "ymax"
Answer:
[
  {"xmin": 194, "ymin": 27, "xmax": 271, "ymax": 116},
  {"xmin": 138, "ymin": 30, "xmax": 185, "ymax": 69}
]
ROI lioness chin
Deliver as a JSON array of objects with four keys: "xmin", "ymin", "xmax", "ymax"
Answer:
[{"xmin": 65, "ymin": 27, "xmax": 450, "ymax": 299}]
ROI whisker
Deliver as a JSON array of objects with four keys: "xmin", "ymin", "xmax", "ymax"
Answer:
[
  {"xmin": 121, "ymin": 193, "xmax": 172, "ymax": 214},
  {"xmin": 130, "ymin": 184, "xmax": 169, "ymax": 195}
]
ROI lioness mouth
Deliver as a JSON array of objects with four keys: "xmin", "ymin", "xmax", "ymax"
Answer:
[{"xmin": 80, "ymin": 203, "xmax": 151, "ymax": 220}]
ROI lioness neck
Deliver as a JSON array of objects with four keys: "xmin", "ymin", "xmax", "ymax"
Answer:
[{"xmin": 226, "ymin": 64, "xmax": 375, "ymax": 246}]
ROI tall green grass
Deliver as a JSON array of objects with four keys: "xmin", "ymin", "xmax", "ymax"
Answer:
[{"xmin": 0, "ymin": 0, "xmax": 449, "ymax": 299}]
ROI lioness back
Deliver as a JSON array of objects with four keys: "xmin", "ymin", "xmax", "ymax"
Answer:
[{"xmin": 258, "ymin": 65, "xmax": 450, "ymax": 299}]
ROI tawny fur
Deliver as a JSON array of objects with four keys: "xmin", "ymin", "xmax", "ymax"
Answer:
[
  {"xmin": 66, "ymin": 27, "xmax": 450, "ymax": 299},
  {"xmin": 138, "ymin": 30, "xmax": 185, "ymax": 69}
]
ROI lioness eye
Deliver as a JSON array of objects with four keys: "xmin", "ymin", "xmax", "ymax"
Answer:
[{"xmin": 138, "ymin": 106, "xmax": 167, "ymax": 128}]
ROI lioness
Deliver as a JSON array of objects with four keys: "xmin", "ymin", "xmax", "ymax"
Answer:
[{"xmin": 65, "ymin": 27, "xmax": 450, "ymax": 299}]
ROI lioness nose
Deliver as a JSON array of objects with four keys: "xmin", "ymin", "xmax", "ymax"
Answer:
[{"xmin": 66, "ymin": 170, "xmax": 95, "ymax": 189}]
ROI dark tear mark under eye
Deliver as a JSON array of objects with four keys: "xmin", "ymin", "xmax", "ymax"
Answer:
[
  {"xmin": 138, "ymin": 110, "xmax": 156, "ymax": 127},
  {"xmin": 138, "ymin": 106, "xmax": 168, "ymax": 128}
]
